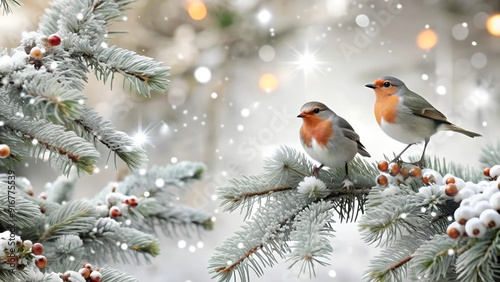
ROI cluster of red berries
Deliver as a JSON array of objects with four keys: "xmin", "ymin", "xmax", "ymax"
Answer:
[
  {"xmin": 445, "ymin": 165, "xmax": 500, "ymax": 239},
  {"xmin": 60, "ymin": 262, "xmax": 102, "ymax": 282},
  {"xmin": 29, "ymin": 34, "xmax": 61, "ymax": 60},
  {"xmin": 99, "ymin": 190, "xmax": 141, "ymax": 219},
  {"xmin": 376, "ymin": 160, "xmax": 422, "ymax": 186},
  {"xmin": 31, "ymin": 242, "xmax": 47, "ymax": 269},
  {"xmin": 5, "ymin": 239, "xmax": 46, "ymax": 270}
]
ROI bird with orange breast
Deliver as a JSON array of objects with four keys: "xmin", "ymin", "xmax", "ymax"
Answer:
[
  {"xmin": 298, "ymin": 101, "xmax": 371, "ymax": 188},
  {"xmin": 365, "ymin": 76, "xmax": 481, "ymax": 167}
]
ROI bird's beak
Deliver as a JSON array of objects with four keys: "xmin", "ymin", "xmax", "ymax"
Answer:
[
  {"xmin": 297, "ymin": 113, "xmax": 306, "ymax": 118},
  {"xmin": 365, "ymin": 83, "xmax": 377, "ymax": 89}
]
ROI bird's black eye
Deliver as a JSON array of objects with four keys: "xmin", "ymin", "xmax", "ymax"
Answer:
[
  {"xmin": 383, "ymin": 81, "xmax": 391, "ymax": 87},
  {"xmin": 313, "ymin": 108, "xmax": 320, "ymax": 114}
]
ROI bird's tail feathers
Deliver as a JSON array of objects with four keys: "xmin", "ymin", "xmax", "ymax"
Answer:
[
  {"xmin": 443, "ymin": 124, "xmax": 481, "ymax": 138},
  {"xmin": 357, "ymin": 142, "xmax": 371, "ymax": 157}
]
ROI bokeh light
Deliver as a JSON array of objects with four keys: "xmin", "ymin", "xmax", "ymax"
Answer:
[
  {"xmin": 194, "ymin": 66, "xmax": 211, "ymax": 83},
  {"xmin": 187, "ymin": 0, "xmax": 207, "ymax": 21},
  {"xmin": 258, "ymin": 73, "xmax": 278, "ymax": 93},
  {"xmin": 417, "ymin": 29, "xmax": 438, "ymax": 49},
  {"xmin": 486, "ymin": 14, "xmax": 500, "ymax": 36}
]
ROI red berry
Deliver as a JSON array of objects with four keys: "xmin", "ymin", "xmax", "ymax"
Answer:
[
  {"xmin": 445, "ymin": 184, "xmax": 458, "ymax": 197},
  {"xmin": 32, "ymin": 243, "xmax": 44, "ymax": 255},
  {"xmin": 376, "ymin": 175, "xmax": 388, "ymax": 186},
  {"xmin": 128, "ymin": 195, "xmax": 138, "ymax": 207},
  {"xmin": 410, "ymin": 167, "xmax": 422, "ymax": 178},
  {"xmin": 447, "ymin": 227, "xmax": 461, "ymax": 239},
  {"xmin": 0, "ymin": 144, "xmax": 10, "ymax": 158},
  {"xmin": 79, "ymin": 267, "xmax": 91, "ymax": 279},
  {"xmin": 35, "ymin": 255, "xmax": 47, "ymax": 268},
  {"xmin": 484, "ymin": 167, "xmax": 491, "ymax": 177},
  {"xmin": 123, "ymin": 197, "xmax": 130, "ymax": 205},
  {"xmin": 377, "ymin": 160, "xmax": 388, "ymax": 172},
  {"xmin": 400, "ymin": 167, "xmax": 410, "ymax": 179},
  {"xmin": 109, "ymin": 206, "xmax": 121, "ymax": 218},
  {"xmin": 445, "ymin": 177, "xmax": 455, "ymax": 184},
  {"xmin": 388, "ymin": 163, "xmax": 400, "ymax": 176},
  {"xmin": 48, "ymin": 34, "xmax": 61, "ymax": 46},
  {"xmin": 89, "ymin": 270, "xmax": 102, "ymax": 282}
]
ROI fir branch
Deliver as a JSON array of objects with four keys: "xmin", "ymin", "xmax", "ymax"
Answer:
[
  {"xmin": 1, "ymin": 113, "xmax": 100, "ymax": 175},
  {"xmin": 43, "ymin": 234, "xmax": 84, "ymax": 273},
  {"xmin": 480, "ymin": 140, "xmax": 500, "ymax": 167},
  {"xmin": 44, "ymin": 173, "xmax": 77, "ymax": 204},
  {"xmin": 287, "ymin": 201, "xmax": 335, "ymax": 276},
  {"xmin": 100, "ymin": 266, "xmax": 139, "ymax": 282},
  {"xmin": 83, "ymin": 218, "xmax": 160, "ymax": 265},
  {"xmin": 86, "ymin": 45, "xmax": 170, "ymax": 97},
  {"xmin": 39, "ymin": 200, "xmax": 98, "ymax": 242},
  {"xmin": 0, "ymin": 183, "xmax": 42, "ymax": 230},
  {"xmin": 0, "ymin": 0, "xmax": 21, "ymax": 15},
  {"xmin": 210, "ymin": 194, "xmax": 311, "ymax": 282},
  {"xmin": 455, "ymin": 229, "xmax": 500, "ymax": 282},
  {"xmin": 14, "ymin": 70, "xmax": 86, "ymax": 122},
  {"xmin": 102, "ymin": 162, "xmax": 206, "ymax": 199},
  {"xmin": 364, "ymin": 234, "xmax": 422, "ymax": 282},
  {"xmin": 71, "ymin": 106, "xmax": 148, "ymax": 169},
  {"xmin": 411, "ymin": 234, "xmax": 458, "ymax": 281}
]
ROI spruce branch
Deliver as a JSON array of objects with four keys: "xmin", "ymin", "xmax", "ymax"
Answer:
[
  {"xmin": 0, "ymin": 0, "xmax": 20, "ymax": 15},
  {"xmin": 85, "ymin": 45, "xmax": 170, "ymax": 97},
  {"xmin": 455, "ymin": 229, "xmax": 500, "ymax": 282},
  {"xmin": 70, "ymin": 106, "xmax": 148, "ymax": 169},
  {"xmin": 1, "ymin": 113, "xmax": 100, "ymax": 174},
  {"xmin": 411, "ymin": 234, "xmax": 458, "ymax": 281},
  {"xmin": 100, "ymin": 266, "xmax": 139, "ymax": 282},
  {"xmin": 39, "ymin": 200, "xmax": 98, "ymax": 242},
  {"xmin": 0, "ymin": 183, "xmax": 42, "ymax": 230}
]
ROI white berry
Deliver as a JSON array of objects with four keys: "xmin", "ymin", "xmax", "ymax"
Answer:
[
  {"xmin": 489, "ymin": 165, "xmax": 500, "ymax": 179},
  {"xmin": 473, "ymin": 200, "xmax": 492, "ymax": 216},
  {"xmin": 454, "ymin": 206, "xmax": 474, "ymax": 225},
  {"xmin": 465, "ymin": 217, "xmax": 486, "ymax": 238},
  {"xmin": 479, "ymin": 209, "xmax": 500, "ymax": 228},
  {"xmin": 490, "ymin": 192, "xmax": 500, "ymax": 210}
]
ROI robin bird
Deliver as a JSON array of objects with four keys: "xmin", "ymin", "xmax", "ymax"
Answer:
[
  {"xmin": 298, "ymin": 101, "xmax": 371, "ymax": 187},
  {"xmin": 365, "ymin": 76, "xmax": 481, "ymax": 167}
]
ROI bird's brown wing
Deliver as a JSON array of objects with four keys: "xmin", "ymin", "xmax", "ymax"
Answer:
[
  {"xmin": 336, "ymin": 116, "xmax": 371, "ymax": 157},
  {"xmin": 403, "ymin": 90, "xmax": 450, "ymax": 124}
]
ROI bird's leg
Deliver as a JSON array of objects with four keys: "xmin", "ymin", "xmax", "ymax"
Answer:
[
  {"xmin": 341, "ymin": 163, "xmax": 354, "ymax": 189},
  {"xmin": 391, "ymin": 143, "xmax": 414, "ymax": 164},
  {"xmin": 312, "ymin": 164, "xmax": 324, "ymax": 178},
  {"xmin": 412, "ymin": 138, "xmax": 429, "ymax": 168}
]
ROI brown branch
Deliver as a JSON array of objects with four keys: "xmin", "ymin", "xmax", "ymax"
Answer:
[
  {"xmin": 215, "ymin": 244, "xmax": 263, "ymax": 274},
  {"xmin": 388, "ymin": 256, "xmax": 413, "ymax": 272},
  {"xmin": 230, "ymin": 186, "xmax": 293, "ymax": 202}
]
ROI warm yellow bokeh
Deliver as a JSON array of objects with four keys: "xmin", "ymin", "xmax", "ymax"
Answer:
[
  {"xmin": 486, "ymin": 14, "xmax": 500, "ymax": 36},
  {"xmin": 259, "ymin": 73, "xmax": 278, "ymax": 93},
  {"xmin": 416, "ymin": 29, "xmax": 438, "ymax": 50},
  {"xmin": 187, "ymin": 1, "xmax": 207, "ymax": 21}
]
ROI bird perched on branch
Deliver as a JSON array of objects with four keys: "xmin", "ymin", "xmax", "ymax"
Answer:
[
  {"xmin": 298, "ymin": 101, "xmax": 371, "ymax": 188},
  {"xmin": 365, "ymin": 76, "xmax": 481, "ymax": 167}
]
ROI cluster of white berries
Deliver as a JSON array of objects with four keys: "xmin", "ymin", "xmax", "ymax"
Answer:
[
  {"xmin": 0, "ymin": 231, "xmax": 47, "ymax": 270},
  {"xmin": 96, "ymin": 186, "xmax": 140, "ymax": 219},
  {"xmin": 420, "ymin": 165, "xmax": 500, "ymax": 239}
]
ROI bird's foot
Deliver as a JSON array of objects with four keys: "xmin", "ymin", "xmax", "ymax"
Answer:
[
  {"xmin": 411, "ymin": 159, "xmax": 426, "ymax": 169},
  {"xmin": 390, "ymin": 156, "xmax": 404, "ymax": 166},
  {"xmin": 342, "ymin": 178, "xmax": 354, "ymax": 189}
]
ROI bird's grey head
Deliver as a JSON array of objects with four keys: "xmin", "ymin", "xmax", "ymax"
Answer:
[{"xmin": 297, "ymin": 101, "xmax": 334, "ymax": 119}]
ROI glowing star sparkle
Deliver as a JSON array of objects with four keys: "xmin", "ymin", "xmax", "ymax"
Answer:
[{"xmin": 287, "ymin": 45, "xmax": 328, "ymax": 86}]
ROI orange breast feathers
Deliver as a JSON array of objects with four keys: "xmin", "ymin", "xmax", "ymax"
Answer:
[
  {"xmin": 374, "ymin": 90, "xmax": 400, "ymax": 125},
  {"xmin": 300, "ymin": 115, "xmax": 334, "ymax": 148}
]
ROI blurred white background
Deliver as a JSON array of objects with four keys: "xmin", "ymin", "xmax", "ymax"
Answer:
[{"xmin": 1, "ymin": 0, "xmax": 500, "ymax": 281}]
